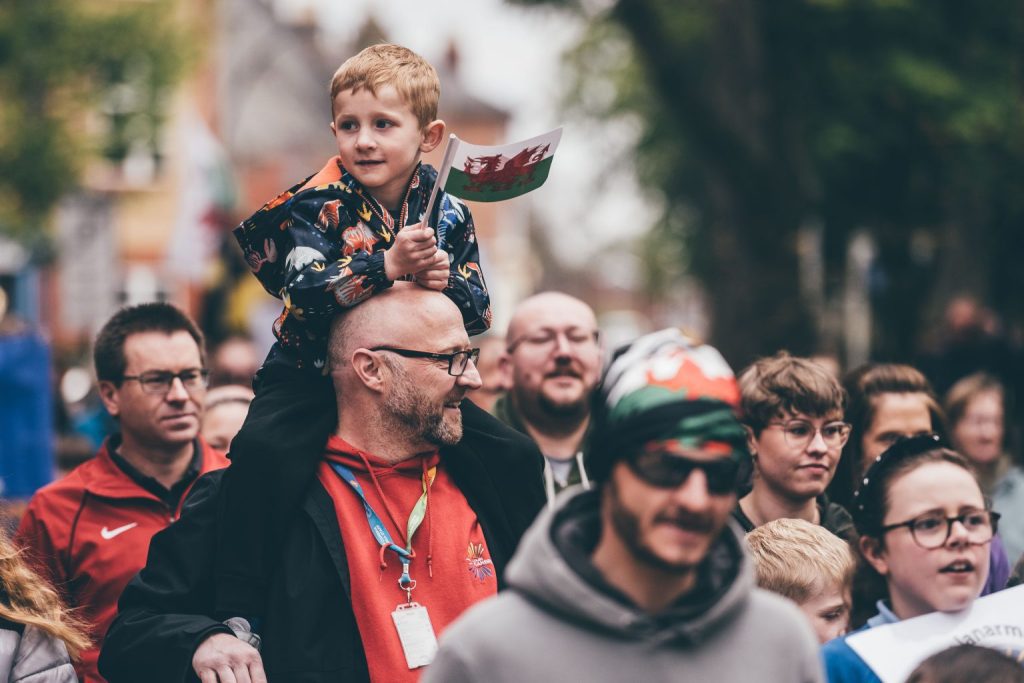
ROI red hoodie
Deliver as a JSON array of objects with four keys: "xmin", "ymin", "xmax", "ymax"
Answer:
[
  {"xmin": 15, "ymin": 438, "xmax": 228, "ymax": 683},
  {"xmin": 318, "ymin": 435, "xmax": 498, "ymax": 682}
]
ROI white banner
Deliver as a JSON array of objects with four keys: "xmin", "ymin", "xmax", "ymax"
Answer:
[{"xmin": 846, "ymin": 585, "xmax": 1024, "ymax": 682}]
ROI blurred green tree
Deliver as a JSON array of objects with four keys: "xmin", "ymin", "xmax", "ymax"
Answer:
[
  {"xmin": 0, "ymin": 0, "xmax": 187, "ymax": 249},
  {"xmin": 512, "ymin": 0, "xmax": 1024, "ymax": 365}
]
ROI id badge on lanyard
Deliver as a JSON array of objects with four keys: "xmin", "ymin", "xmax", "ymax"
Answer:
[
  {"xmin": 392, "ymin": 602, "xmax": 439, "ymax": 669},
  {"xmin": 330, "ymin": 461, "xmax": 440, "ymax": 669}
]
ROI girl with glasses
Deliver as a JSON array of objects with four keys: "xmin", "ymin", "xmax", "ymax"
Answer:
[
  {"xmin": 822, "ymin": 436, "xmax": 998, "ymax": 683},
  {"xmin": 828, "ymin": 364, "xmax": 1010, "ymax": 627}
]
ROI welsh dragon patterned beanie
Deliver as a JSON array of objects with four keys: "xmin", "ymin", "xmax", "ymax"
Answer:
[{"xmin": 585, "ymin": 328, "xmax": 750, "ymax": 483}]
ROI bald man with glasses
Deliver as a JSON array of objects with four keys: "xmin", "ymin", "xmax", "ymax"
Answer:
[
  {"xmin": 494, "ymin": 292, "xmax": 602, "ymax": 504},
  {"xmin": 100, "ymin": 283, "xmax": 546, "ymax": 683},
  {"xmin": 17, "ymin": 303, "xmax": 229, "ymax": 683}
]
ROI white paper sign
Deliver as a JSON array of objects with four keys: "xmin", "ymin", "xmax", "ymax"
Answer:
[{"xmin": 846, "ymin": 584, "xmax": 1024, "ymax": 682}]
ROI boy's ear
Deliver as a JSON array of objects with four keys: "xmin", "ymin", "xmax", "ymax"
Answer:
[
  {"xmin": 745, "ymin": 425, "xmax": 758, "ymax": 457},
  {"xmin": 329, "ymin": 120, "xmax": 337, "ymax": 136},
  {"xmin": 420, "ymin": 119, "xmax": 446, "ymax": 153}
]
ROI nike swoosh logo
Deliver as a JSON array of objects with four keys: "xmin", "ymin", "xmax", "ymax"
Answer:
[{"xmin": 100, "ymin": 522, "xmax": 139, "ymax": 540}]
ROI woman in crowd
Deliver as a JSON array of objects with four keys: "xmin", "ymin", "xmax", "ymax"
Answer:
[
  {"xmin": 0, "ymin": 531, "xmax": 89, "ymax": 681},
  {"xmin": 827, "ymin": 363, "xmax": 944, "ymax": 510},
  {"xmin": 822, "ymin": 435, "xmax": 999, "ymax": 682},
  {"xmin": 946, "ymin": 372, "xmax": 1024, "ymax": 564}
]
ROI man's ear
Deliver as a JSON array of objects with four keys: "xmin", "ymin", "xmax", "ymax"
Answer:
[
  {"xmin": 859, "ymin": 535, "xmax": 889, "ymax": 577},
  {"xmin": 745, "ymin": 425, "xmax": 758, "ymax": 458},
  {"xmin": 351, "ymin": 349, "xmax": 387, "ymax": 393},
  {"xmin": 497, "ymin": 352, "xmax": 514, "ymax": 390},
  {"xmin": 97, "ymin": 381, "xmax": 121, "ymax": 418},
  {"xmin": 420, "ymin": 119, "xmax": 446, "ymax": 153}
]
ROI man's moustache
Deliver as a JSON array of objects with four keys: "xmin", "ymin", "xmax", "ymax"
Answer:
[
  {"xmin": 545, "ymin": 367, "xmax": 582, "ymax": 380},
  {"xmin": 654, "ymin": 510, "xmax": 717, "ymax": 533}
]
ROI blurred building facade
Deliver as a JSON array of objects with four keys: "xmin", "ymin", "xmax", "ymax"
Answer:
[{"xmin": 41, "ymin": 1, "xmax": 535, "ymax": 356}]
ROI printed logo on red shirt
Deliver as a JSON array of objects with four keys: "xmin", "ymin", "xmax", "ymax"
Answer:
[
  {"xmin": 466, "ymin": 542, "xmax": 494, "ymax": 581},
  {"xmin": 100, "ymin": 522, "xmax": 139, "ymax": 540}
]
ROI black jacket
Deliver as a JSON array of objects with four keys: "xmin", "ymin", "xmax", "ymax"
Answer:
[{"xmin": 98, "ymin": 402, "xmax": 546, "ymax": 683}]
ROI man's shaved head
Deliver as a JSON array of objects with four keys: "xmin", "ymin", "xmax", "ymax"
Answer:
[
  {"xmin": 506, "ymin": 292, "xmax": 597, "ymax": 345},
  {"xmin": 328, "ymin": 282, "xmax": 463, "ymax": 375}
]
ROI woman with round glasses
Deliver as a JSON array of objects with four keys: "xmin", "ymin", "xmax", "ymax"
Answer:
[
  {"xmin": 735, "ymin": 352, "xmax": 854, "ymax": 541},
  {"xmin": 822, "ymin": 435, "xmax": 999, "ymax": 682}
]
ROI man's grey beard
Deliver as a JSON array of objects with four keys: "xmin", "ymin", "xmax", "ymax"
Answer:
[{"xmin": 382, "ymin": 362, "xmax": 463, "ymax": 446}]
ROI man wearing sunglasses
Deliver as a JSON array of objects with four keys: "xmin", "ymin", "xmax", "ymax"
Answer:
[
  {"xmin": 100, "ymin": 284, "xmax": 546, "ymax": 683},
  {"xmin": 17, "ymin": 303, "xmax": 229, "ymax": 683},
  {"xmin": 734, "ymin": 352, "xmax": 856, "ymax": 543},
  {"xmin": 424, "ymin": 329, "xmax": 823, "ymax": 683}
]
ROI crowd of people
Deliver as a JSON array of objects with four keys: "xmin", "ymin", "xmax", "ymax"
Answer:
[{"xmin": 2, "ymin": 42, "xmax": 1023, "ymax": 683}]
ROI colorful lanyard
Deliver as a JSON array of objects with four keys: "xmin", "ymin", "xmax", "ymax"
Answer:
[{"xmin": 329, "ymin": 461, "xmax": 436, "ymax": 598}]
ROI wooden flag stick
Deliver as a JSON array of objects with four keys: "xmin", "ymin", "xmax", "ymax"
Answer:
[{"xmin": 424, "ymin": 134, "xmax": 459, "ymax": 246}]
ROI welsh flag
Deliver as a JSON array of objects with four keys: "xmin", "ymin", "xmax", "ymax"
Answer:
[{"xmin": 424, "ymin": 128, "xmax": 562, "ymax": 222}]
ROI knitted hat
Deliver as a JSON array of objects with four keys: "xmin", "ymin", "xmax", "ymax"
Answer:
[{"xmin": 585, "ymin": 328, "xmax": 750, "ymax": 483}]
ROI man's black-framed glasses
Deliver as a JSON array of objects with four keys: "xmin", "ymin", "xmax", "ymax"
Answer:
[
  {"xmin": 122, "ymin": 369, "xmax": 210, "ymax": 395},
  {"xmin": 372, "ymin": 347, "xmax": 480, "ymax": 377},
  {"xmin": 881, "ymin": 509, "xmax": 1000, "ymax": 549}
]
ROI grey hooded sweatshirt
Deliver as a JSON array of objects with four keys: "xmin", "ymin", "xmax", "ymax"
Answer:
[{"xmin": 424, "ymin": 487, "xmax": 823, "ymax": 683}]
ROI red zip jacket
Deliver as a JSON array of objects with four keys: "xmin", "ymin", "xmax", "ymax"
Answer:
[{"xmin": 15, "ymin": 438, "xmax": 228, "ymax": 683}]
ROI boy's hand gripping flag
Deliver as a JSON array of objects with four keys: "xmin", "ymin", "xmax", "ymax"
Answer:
[{"xmin": 424, "ymin": 128, "xmax": 562, "ymax": 247}]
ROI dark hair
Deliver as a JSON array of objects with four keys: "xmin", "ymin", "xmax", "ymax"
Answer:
[
  {"xmin": 848, "ymin": 435, "xmax": 978, "ymax": 627},
  {"xmin": 906, "ymin": 644, "xmax": 1024, "ymax": 683},
  {"xmin": 827, "ymin": 363, "xmax": 946, "ymax": 509},
  {"xmin": 738, "ymin": 351, "xmax": 847, "ymax": 434},
  {"xmin": 93, "ymin": 303, "xmax": 205, "ymax": 384},
  {"xmin": 852, "ymin": 435, "xmax": 970, "ymax": 536}
]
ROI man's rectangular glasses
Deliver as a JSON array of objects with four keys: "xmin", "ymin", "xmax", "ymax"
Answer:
[
  {"xmin": 122, "ymin": 369, "xmax": 210, "ymax": 395},
  {"xmin": 371, "ymin": 347, "xmax": 480, "ymax": 377}
]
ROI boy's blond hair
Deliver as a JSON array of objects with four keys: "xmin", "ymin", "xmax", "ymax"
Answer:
[
  {"xmin": 745, "ymin": 518, "xmax": 854, "ymax": 604},
  {"xmin": 330, "ymin": 43, "xmax": 440, "ymax": 128}
]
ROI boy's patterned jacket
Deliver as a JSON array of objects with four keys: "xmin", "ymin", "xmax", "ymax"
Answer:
[{"xmin": 234, "ymin": 157, "xmax": 491, "ymax": 372}]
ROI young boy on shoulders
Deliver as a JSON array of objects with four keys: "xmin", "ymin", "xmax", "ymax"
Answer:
[
  {"xmin": 746, "ymin": 517, "xmax": 855, "ymax": 644},
  {"xmin": 218, "ymin": 44, "xmax": 490, "ymax": 621},
  {"xmin": 734, "ymin": 352, "xmax": 855, "ymax": 542}
]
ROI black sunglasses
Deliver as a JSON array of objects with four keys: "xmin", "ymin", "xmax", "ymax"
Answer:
[{"xmin": 627, "ymin": 449, "xmax": 748, "ymax": 495}]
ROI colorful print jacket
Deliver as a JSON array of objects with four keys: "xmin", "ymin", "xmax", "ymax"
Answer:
[{"xmin": 234, "ymin": 157, "xmax": 491, "ymax": 372}]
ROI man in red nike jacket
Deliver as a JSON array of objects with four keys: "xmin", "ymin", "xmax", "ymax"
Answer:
[{"xmin": 16, "ymin": 303, "xmax": 229, "ymax": 683}]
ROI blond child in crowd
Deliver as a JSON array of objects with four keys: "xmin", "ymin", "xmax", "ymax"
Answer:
[
  {"xmin": 746, "ymin": 517, "xmax": 855, "ymax": 643},
  {"xmin": 219, "ymin": 43, "xmax": 491, "ymax": 622}
]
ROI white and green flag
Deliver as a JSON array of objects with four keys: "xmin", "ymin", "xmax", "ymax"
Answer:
[{"xmin": 425, "ymin": 128, "xmax": 562, "ymax": 222}]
